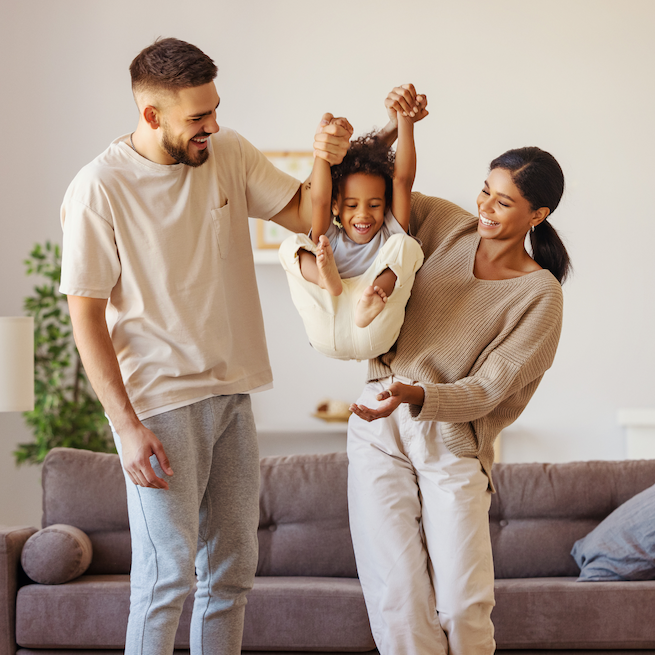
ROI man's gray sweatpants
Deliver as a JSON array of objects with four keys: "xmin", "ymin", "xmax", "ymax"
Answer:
[{"xmin": 111, "ymin": 394, "xmax": 260, "ymax": 655}]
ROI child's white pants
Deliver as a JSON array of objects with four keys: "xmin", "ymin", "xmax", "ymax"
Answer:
[
  {"xmin": 278, "ymin": 232, "xmax": 424, "ymax": 361},
  {"xmin": 347, "ymin": 377, "xmax": 496, "ymax": 655}
]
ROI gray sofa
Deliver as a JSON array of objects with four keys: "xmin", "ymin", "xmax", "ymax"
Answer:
[{"xmin": 2, "ymin": 447, "xmax": 655, "ymax": 655}]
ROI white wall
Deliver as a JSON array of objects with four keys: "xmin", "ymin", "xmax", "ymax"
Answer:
[{"xmin": 1, "ymin": 0, "xmax": 654, "ymax": 526}]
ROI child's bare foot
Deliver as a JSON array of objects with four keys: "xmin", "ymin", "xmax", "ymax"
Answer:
[
  {"xmin": 316, "ymin": 235, "xmax": 342, "ymax": 296},
  {"xmin": 355, "ymin": 285, "xmax": 387, "ymax": 327}
]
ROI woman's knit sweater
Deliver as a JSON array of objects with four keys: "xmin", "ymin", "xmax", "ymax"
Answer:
[{"xmin": 368, "ymin": 193, "xmax": 564, "ymax": 489}]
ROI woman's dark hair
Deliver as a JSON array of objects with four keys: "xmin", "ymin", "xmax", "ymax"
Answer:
[
  {"xmin": 490, "ymin": 147, "xmax": 572, "ymax": 284},
  {"xmin": 331, "ymin": 132, "xmax": 395, "ymax": 209},
  {"xmin": 130, "ymin": 37, "xmax": 218, "ymax": 95}
]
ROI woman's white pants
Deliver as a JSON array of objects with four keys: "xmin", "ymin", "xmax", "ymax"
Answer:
[{"xmin": 347, "ymin": 378, "xmax": 496, "ymax": 655}]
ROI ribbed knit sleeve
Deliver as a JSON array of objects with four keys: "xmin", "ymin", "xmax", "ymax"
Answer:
[
  {"xmin": 410, "ymin": 192, "xmax": 473, "ymax": 259},
  {"xmin": 412, "ymin": 282, "xmax": 563, "ymax": 423}
]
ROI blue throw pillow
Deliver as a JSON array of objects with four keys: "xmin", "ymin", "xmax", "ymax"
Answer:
[{"xmin": 571, "ymin": 482, "xmax": 655, "ymax": 581}]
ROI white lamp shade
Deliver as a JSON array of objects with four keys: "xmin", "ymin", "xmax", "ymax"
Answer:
[{"xmin": 0, "ymin": 317, "xmax": 35, "ymax": 412}]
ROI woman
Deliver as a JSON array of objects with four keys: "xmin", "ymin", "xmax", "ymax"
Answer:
[{"xmin": 347, "ymin": 85, "xmax": 570, "ymax": 655}]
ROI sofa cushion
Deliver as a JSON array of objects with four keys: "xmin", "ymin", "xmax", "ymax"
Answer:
[
  {"xmin": 490, "ymin": 460, "xmax": 655, "ymax": 578},
  {"xmin": 21, "ymin": 524, "xmax": 92, "ymax": 584},
  {"xmin": 15, "ymin": 575, "xmax": 374, "ymax": 651},
  {"xmin": 492, "ymin": 577, "xmax": 655, "ymax": 649},
  {"xmin": 571, "ymin": 482, "xmax": 655, "ymax": 581},
  {"xmin": 16, "ymin": 575, "xmax": 132, "ymax": 649},
  {"xmin": 42, "ymin": 449, "xmax": 128, "ymax": 532},
  {"xmin": 42, "ymin": 448, "xmax": 131, "ymax": 575},
  {"xmin": 242, "ymin": 577, "xmax": 374, "ymax": 651},
  {"xmin": 85, "ymin": 529, "xmax": 132, "ymax": 575},
  {"xmin": 257, "ymin": 453, "xmax": 357, "ymax": 577}
]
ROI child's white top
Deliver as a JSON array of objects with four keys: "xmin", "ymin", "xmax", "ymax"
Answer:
[{"xmin": 326, "ymin": 210, "xmax": 406, "ymax": 278}]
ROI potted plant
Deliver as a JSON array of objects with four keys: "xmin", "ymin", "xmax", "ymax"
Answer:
[{"xmin": 16, "ymin": 241, "xmax": 114, "ymax": 465}]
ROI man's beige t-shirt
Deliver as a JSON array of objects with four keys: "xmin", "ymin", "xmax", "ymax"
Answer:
[{"xmin": 60, "ymin": 128, "xmax": 300, "ymax": 419}]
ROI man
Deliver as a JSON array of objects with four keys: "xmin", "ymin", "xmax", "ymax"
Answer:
[{"xmin": 60, "ymin": 38, "xmax": 351, "ymax": 655}]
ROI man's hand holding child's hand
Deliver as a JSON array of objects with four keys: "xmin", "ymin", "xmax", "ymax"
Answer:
[{"xmin": 314, "ymin": 113, "xmax": 354, "ymax": 166}]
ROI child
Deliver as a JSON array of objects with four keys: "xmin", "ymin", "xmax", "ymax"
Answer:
[{"xmin": 279, "ymin": 89, "xmax": 427, "ymax": 361}]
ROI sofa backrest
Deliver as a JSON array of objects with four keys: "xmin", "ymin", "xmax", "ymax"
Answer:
[
  {"xmin": 42, "ymin": 448, "xmax": 130, "ymax": 575},
  {"xmin": 41, "ymin": 448, "xmax": 357, "ymax": 578},
  {"xmin": 257, "ymin": 452, "xmax": 356, "ymax": 577},
  {"xmin": 41, "ymin": 448, "xmax": 655, "ymax": 579},
  {"xmin": 490, "ymin": 459, "xmax": 655, "ymax": 578}
]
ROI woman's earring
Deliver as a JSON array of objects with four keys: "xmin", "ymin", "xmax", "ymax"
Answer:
[{"xmin": 531, "ymin": 225, "xmax": 535, "ymax": 233}]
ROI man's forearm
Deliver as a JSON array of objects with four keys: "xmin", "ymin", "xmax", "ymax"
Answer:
[
  {"xmin": 68, "ymin": 295, "xmax": 174, "ymax": 488},
  {"xmin": 67, "ymin": 296, "xmax": 140, "ymax": 433}
]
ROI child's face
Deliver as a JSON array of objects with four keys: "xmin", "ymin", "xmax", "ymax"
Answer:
[{"xmin": 332, "ymin": 173, "xmax": 387, "ymax": 244}]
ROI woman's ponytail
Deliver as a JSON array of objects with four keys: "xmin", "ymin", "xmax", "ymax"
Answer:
[
  {"xmin": 530, "ymin": 220, "xmax": 571, "ymax": 284},
  {"xmin": 490, "ymin": 146, "xmax": 572, "ymax": 285}
]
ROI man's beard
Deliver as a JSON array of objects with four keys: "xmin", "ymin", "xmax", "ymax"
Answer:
[{"xmin": 161, "ymin": 124, "xmax": 210, "ymax": 168}]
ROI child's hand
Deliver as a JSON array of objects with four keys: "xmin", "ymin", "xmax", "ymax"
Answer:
[
  {"xmin": 314, "ymin": 113, "xmax": 354, "ymax": 166},
  {"xmin": 409, "ymin": 93, "xmax": 428, "ymax": 123},
  {"xmin": 385, "ymin": 84, "xmax": 429, "ymax": 124}
]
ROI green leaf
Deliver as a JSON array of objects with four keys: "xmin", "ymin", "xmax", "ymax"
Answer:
[{"xmin": 18, "ymin": 239, "xmax": 114, "ymax": 466}]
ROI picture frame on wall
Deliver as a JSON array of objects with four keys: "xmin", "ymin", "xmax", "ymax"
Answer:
[{"xmin": 256, "ymin": 151, "xmax": 314, "ymax": 249}]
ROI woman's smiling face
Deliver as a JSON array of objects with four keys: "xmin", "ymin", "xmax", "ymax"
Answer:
[{"xmin": 476, "ymin": 168, "xmax": 545, "ymax": 241}]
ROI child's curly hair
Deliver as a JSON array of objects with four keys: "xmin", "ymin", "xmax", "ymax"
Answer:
[{"xmin": 331, "ymin": 131, "xmax": 395, "ymax": 210}]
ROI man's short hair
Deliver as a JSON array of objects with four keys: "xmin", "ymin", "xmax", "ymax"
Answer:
[{"xmin": 130, "ymin": 37, "xmax": 217, "ymax": 95}]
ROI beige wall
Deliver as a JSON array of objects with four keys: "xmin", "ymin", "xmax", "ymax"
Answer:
[{"xmin": 1, "ymin": 0, "xmax": 654, "ymax": 527}]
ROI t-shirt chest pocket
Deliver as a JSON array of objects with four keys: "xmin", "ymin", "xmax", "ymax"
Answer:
[{"xmin": 210, "ymin": 203, "xmax": 231, "ymax": 259}]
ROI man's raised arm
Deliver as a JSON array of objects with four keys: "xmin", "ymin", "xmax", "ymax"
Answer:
[{"xmin": 269, "ymin": 113, "xmax": 353, "ymax": 234}]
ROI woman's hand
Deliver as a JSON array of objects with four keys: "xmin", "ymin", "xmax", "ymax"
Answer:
[
  {"xmin": 385, "ymin": 84, "xmax": 429, "ymax": 125},
  {"xmin": 349, "ymin": 381, "xmax": 425, "ymax": 422},
  {"xmin": 378, "ymin": 85, "xmax": 428, "ymax": 148}
]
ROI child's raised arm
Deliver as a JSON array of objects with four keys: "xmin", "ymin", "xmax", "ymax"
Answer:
[
  {"xmin": 391, "ymin": 87, "xmax": 427, "ymax": 232},
  {"xmin": 310, "ymin": 155, "xmax": 334, "ymax": 245},
  {"xmin": 385, "ymin": 84, "xmax": 428, "ymax": 231},
  {"xmin": 391, "ymin": 114, "xmax": 416, "ymax": 233}
]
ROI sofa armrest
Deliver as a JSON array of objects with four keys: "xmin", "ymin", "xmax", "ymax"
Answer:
[{"xmin": 0, "ymin": 526, "xmax": 38, "ymax": 655}]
